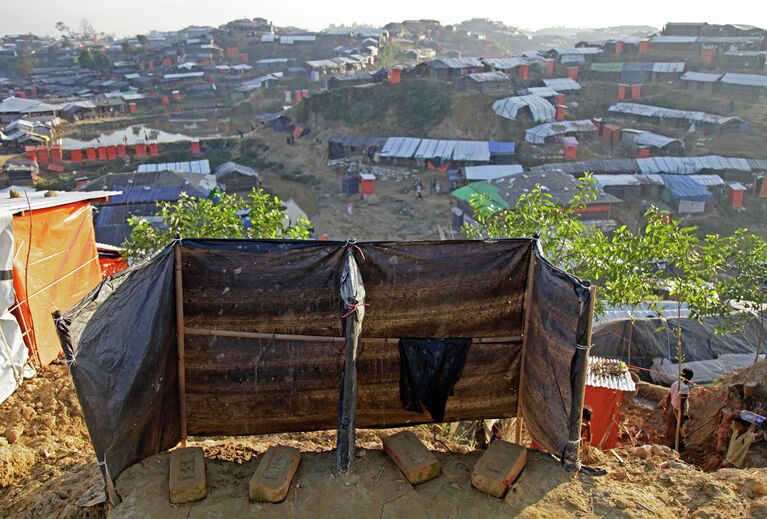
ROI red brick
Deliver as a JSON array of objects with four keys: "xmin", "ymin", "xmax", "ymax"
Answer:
[
  {"xmin": 249, "ymin": 446, "xmax": 301, "ymax": 503},
  {"xmin": 382, "ymin": 431, "xmax": 441, "ymax": 485},
  {"xmin": 168, "ymin": 447, "xmax": 207, "ymax": 504},
  {"xmin": 471, "ymin": 440, "xmax": 527, "ymax": 498}
]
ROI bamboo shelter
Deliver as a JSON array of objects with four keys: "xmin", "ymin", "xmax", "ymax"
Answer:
[{"xmin": 54, "ymin": 238, "xmax": 595, "ymax": 493}]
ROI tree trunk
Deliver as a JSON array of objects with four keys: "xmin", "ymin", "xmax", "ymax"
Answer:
[{"xmin": 674, "ymin": 299, "xmax": 683, "ymax": 452}]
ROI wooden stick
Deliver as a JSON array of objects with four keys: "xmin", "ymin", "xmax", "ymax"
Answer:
[
  {"xmin": 174, "ymin": 244, "xmax": 188, "ymax": 448},
  {"xmin": 183, "ymin": 327, "xmax": 522, "ymax": 344},
  {"xmin": 515, "ymin": 247, "xmax": 538, "ymax": 443}
]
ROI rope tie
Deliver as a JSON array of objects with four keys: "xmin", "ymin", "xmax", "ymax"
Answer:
[{"xmin": 341, "ymin": 303, "xmax": 369, "ymax": 319}]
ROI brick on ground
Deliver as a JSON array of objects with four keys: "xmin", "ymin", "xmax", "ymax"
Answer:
[
  {"xmin": 169, "ymin": 447, "xmax": 207, "ymax": 504},
  {"xmin": 382, "ymin": 430, "xmax": 441, "ymax": 485},
  {"xmin": 249, "ymin": 446, "xmax": 301, "ymax": 503},
  {"xmin": 471, "ymin": 440, "xmax": 527, "ymax": 498}
]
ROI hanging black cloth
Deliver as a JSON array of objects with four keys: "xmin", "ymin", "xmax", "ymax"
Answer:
[{"xmin": 399, "ymin": 338, "xmax": 472, "ymax": 422}]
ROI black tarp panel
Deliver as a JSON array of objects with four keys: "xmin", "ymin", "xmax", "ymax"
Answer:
[
  {"xmin": 591, "ymin": 316, "xmax": 765, "ymax": 372},
  {"xmin": 521, "ymin": 252, "xmax": 591, "ymax": 457},
  {"xmin": 63, "ymin": 247, "xmax": 179, "ymax": 483},
  {"xmin": 181, "ymin": 239, "xmax": 346, "ymax": 335},
  {"xmin": 185, "ymin": 336, "xmax": 522, "ymax": 435},
  {"xmin": 62, "ymin": 238, "xmax": 588, "ymax": 483},
  {"xmin": 355, "ymin": 240, "xmax": 529, "ymax": 338}
]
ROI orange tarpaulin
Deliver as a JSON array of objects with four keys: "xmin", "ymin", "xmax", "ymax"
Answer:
[
  {"xmin": 12, "ymin": 202, "xmax": 102, "ymax": 365},
  {"xmin": 583, "ymin": 386, "xmax": 624, "ymax": 450}
]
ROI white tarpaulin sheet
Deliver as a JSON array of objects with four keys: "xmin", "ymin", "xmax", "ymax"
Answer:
[
  {"xmin": 0, "ymin": 211, "xmax": 27, "ymax": 404},
  {"xmin": 651, "ymin": 354, "xmax": 766, "ymax": 385},
  {"xmin": 464, "ymin": 165, "xmax": 523, "ymax": 181},
  {"xmin": 452, "ymin": 141, "xmax": 490, "ymax": 162},
  {"xmin": 380, "ymin": 137, "xmax": 421, "ymax": 158},
  {"xmin": 525, "ymin": 119, "xmax": 597, "ymax": 144},
  {"xmin": 492, "ymin": 95, "xmax": 556, "ymax": 123},
  {"xmin": 414, "ymin": 139, "xmax": 456, "ymax": 160}
]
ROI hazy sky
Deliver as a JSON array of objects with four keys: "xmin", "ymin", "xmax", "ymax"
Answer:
[{"xmin": 1, "ymin": 1, "xmax": 764, "ymax": 37}]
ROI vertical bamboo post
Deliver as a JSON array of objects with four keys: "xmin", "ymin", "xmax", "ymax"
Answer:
[
  {"xmin": 572, "ymin": 284, "xmax": 596, "ymax": 463},
  {"xmin": 515, "ymin": 245, "xmax": 538, "ymax": 443},
  {"xmin": 174, "ymin": 244, "xmax": 188, "ymax": 448}
]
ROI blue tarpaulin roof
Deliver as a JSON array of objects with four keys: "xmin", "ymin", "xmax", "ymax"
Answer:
[
  {"xmin": 661, "ymin": 175, "xmax": 712, "ymax": 201},
  {"xmin": 488, "ymin": 141, "xmax": 516, "ymax": 154}
]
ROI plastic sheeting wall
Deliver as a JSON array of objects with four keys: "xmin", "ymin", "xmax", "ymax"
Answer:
[
  {"xmin": 13, "ymin": 202, "xmax": 102, "ymax": 365},
  {"xmin": 63, "ymin": 239, "xmax": 592, "ymax": 482},
  {"xmin": 0, "ymin": 212, "xmax": 26, "ymax": 404}
]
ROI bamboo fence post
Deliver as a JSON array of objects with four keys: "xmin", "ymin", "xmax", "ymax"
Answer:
[
  {"xmin": 515, "ymin": 246, "xmax": 538, "ymax": 443},
  {"xmin": 174, "ymin": 244, "xmax": 188, "ymax": 448}
]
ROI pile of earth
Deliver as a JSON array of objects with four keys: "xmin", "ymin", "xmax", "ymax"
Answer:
[{"xmin": 0, "ymin": 363, "xmax": 104, "ymax": 519}]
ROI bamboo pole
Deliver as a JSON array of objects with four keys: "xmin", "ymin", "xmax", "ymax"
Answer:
[
  {"xmin": 183, "ymin": 327, "xmax": 522, "ymax": 344},
  {"xmin": 573, "ymin": 285, "xmax": 597, "ymax": 461},
  {"xmin": 674, "ymin": 299, "xmax": 683, "ymax": 452},
  {"xmin": 174, "ymin": 244, "xmax": 188, "ymax": 448},
  {"xmin": 515, "ymin": 247, "xmax": 538, "ymax": 443}
]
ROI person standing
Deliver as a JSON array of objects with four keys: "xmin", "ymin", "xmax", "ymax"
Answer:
[{"xmin": 664, "ymin": 368, "xmax": 694, "ymax": 451}]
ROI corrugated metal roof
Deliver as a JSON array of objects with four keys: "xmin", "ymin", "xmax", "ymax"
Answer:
[
  {"xmin": 721, "ymin": 73, "xmax": 767, "ymax": 87},
  {"xmin": 136, "ymin": 159, "xmax": 211, "ymax": 174},
  {"xmin": 525, "ymin": 120, "xmax": 597, "ymax": 144},
  {"xmin": 0, "ymin": 96, "xmax": 62, "ymax": 114},
  {"xmin": 681, "ymin": 71, "xmax": 722, "ymax": 82},
  {"xmin": 689, "ymin": 174, "xmax": 724, "ymax": 187},
  {"xmin": 492, "ymin": 95, "xmax": 555, "ymax": 123},
  {"xmin": 432, "ymin": 57, "xmax": 484, "ymax": 69},
  {"xmin": 542, "ymin": 78, "xmax": 582, "ymax": 91},
  {"xmin": 652, "ymin": 35, "xmax": 698, "ymax": 44},
  {"xmin": 464, "ymin": 165, "xmax": 522, "ymax": 181},
  {"xmin": 587, "ymin": 356, "xmax": 636, "ymax": 392},
  {"xmin": 0, "ymin": 190, "xmax": 119, "ymax": 215}
]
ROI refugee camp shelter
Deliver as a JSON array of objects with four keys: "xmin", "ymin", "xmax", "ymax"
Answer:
[
  {"xmin": 455, "ymin": 71, "xmax": 511, "ymax": 93},
  {"xmin": 583, "ymin": 357, "xmax": 636, "ymax": 450},
  {"xmin": 660, "ymin": 174, "xmax": 712, "ymax": 213},
  {"xmin": 0, "ymin": 190, "xmax": 117, "ymax": 371},
  {"xmin": 61, "ymin": 238, "xmax": 595, "ymax": 493},
  {"xmin": 608, "ymin": 103, "xmax": 749, "ymax": 135},
  {"xmin": 492, "ymin": 95, "xmax": 556, "ymax": 123},
  {"xmin": 214, "ymin": 162, "xmax": 260, "ymax": 192},
  {"xmin": 591, "ymin": 314, "xmax": 767, "ymax": 385},
  {"xmin": 525, "ymin": 120, "xmax": 598, "ymax": 145}
]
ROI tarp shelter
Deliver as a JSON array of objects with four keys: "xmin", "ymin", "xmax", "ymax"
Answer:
[
  {"xmin": 583, "ymin": 357, "xmax": 635, "ymax": 450},
  {"xmin": 493, "ymin": 95, "xmax": 556, "ymax": 123},
  {"xmin": 0, "ymin": 190, "xmax": 118, "ymax": 378},
  {"xmin": 59, "ymin": 238, "xmax": 595, "ymax": 493},
  {"xmin": 591, "ymin": 315, "xmax": 767, "ymax": 384}
]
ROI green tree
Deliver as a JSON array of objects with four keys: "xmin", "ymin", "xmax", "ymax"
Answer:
[
  {"xmin": 12, "ymin": 51, "xmax": 37, "ymax": 79},
  {"xmin": 136, "ymin": 34, "xmax": 149, "ymax": 48},
  {"xmin": 78, "ymin": 49, "xmax": 94, "ymax": 69},
  {"xmin": 122, "ymin": 189, "xmax": 311, "ymax": 259},
  {"xmin": 714, "ymin": 231, "xmax": 767, "ymax": 362},
  {"xmin": 377, "ymin": 42, "xmax": 402, "ymax": 68},
  {"xmin": 55, "ymin": 21, "xmax": 70, "ymax": 37}
]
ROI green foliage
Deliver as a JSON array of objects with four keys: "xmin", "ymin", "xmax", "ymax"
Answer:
[
  {"xmin": 78, "ymin": 49, "xmax": 110, "ymax": 71},
  {"xmin": 12, "ymin": 51, "xmax": 37, "ymax": 79},
  {"xmin": 377, "ymin": 42, "xmax": 402, "ymax": 68},
  {"xmin": 136, "ymin": 34, "xmax": 149, "ymax": 48},
  {"xmin": 122, "ymin": 189, "xmax": 311, "ymax": 259},
  {"xmin": 298, "ymin": 80, "xmax": 452, "ymax": 132}
]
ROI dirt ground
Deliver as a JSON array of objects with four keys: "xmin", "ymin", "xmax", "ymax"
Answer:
[
  {"xmin": 239, "ymin": 128, "xmax": 458, "ymax": 241},
  {"xmin": 110, "ymin": 440, "xmax": 767, "ymax": 518},
  {"xmin": 2, "ymin": 364, "xmax": 767, "ymax": 518}
]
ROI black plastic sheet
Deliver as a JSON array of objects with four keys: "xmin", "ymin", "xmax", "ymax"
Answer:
[
  {"xmin": 61, "ymin": 238, "xmax": 592, "ymax": 483},
  {"xmin": 399, "ymin": 338, "xmax": 473, "ymax": 422}
]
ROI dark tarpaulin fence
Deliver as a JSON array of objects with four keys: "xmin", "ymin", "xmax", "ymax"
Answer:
[{"xmin": 59, "ymin": 238, "xmax": 593, "ymax": 487}]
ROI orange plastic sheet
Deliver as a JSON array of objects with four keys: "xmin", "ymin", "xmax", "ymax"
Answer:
[
  {"xmin": 12, "ymin": 202, "xmax": 102, "ymax": 365},
  {"xmin": 583, "ymin": 386, "xmax": 624, "ymax": 450}
]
